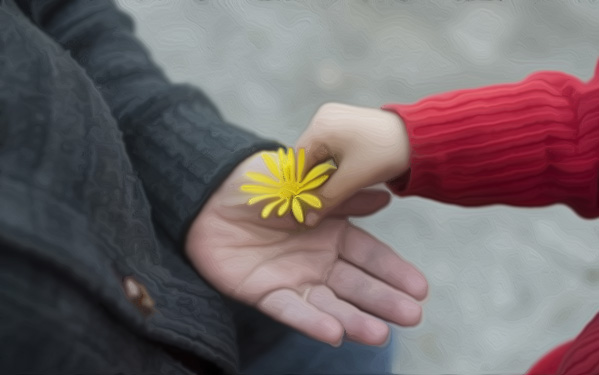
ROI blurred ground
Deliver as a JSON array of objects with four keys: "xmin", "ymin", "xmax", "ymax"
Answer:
[{"xmin": 115, "ymin": 1, "xmax": 599, "ymax": 373}]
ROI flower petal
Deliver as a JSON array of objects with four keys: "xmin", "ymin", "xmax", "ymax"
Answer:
[
  {"xmin": 262, "ymin": 152, "xmax": 282, "ymax": 181},
  {"xmin": 296, "ymin": 193, "xmax": 322, "ymax": 209},
  {"xmin": 300, "ymin": 162, "xmax": 336, "ymax": 187},
  {"xmin": 277, "ymin": 198, "xmax": 292, "ymax": 216},
  {"xmin": 291, "ymin": 197, "xmax": 305, "ymax": 223},
  {"xmin": 245, "ymin": 172, "xmax": 280, "ymax": 186},
  {"xmin": 248, "ymin": 194, "xmax": 279, "ymax": 206},
  {"xmin": 298, "ymin": 175, "xmax": 329, "ymax": 192},
  {"xmin": 278, "ymin": 148, "xmax": 288, "ymax": 182},
  {"xmin": 286, "ymin": 147, "xmax": 296, "ymax": 183},
  {"xmin": 240, "ymin": 184, "xmax": 280, "ymax": 194},
  {"xmin": 297, "ymin": 148, "xmax": 305, "ymax": 182},
  {"xmin": 262, "ymin": 198, "xmax": 284, "ymax": 219}
]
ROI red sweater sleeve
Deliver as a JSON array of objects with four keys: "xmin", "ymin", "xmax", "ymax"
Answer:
[
  {"xmin": 558, "ymin": 312, "xmax": 599, "ymax": 375},
  {"xmin": 383, "ymin": 62, "xmax": 599, "ymax": 219}
]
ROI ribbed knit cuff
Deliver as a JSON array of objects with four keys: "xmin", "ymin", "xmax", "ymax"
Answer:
[
  {"xmin": 383, "ymin": 67, "xmax": 599, "ymax": 218},
  {"xmin": 122, "ymin": 85, "xmax": 283, "ymax": 246},
  {"xmin": 557, "ymin": 312, "xmax": 599, "ymax": 374}
]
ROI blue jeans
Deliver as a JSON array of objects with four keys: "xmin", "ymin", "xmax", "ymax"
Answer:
[{"xmin": 241, "ymin": 330, "xmax": 394, "ymax": 374}]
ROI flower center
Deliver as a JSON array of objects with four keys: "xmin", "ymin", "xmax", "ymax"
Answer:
[{"xmin": 279, "ymin": 181, "xmax": 300, "ymax": 199}]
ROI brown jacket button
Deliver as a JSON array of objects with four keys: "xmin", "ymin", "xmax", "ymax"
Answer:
[{"xmin": 122, "ymin": 276, "xmax": 155, "ymax": 316}]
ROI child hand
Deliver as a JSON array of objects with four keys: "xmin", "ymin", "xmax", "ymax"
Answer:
[{"xmin": 296, "ymin": 103, "xmax": 411, "ymax": 225}]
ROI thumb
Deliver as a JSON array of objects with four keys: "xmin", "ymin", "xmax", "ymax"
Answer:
[{"xmin": 296, "ymin": 139, "xmax": 377, "ymax": 226}]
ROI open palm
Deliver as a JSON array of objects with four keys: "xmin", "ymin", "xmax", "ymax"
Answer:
[{"xmin": 185, "ymin": 153, "xmax": 428, "ymax": 346}]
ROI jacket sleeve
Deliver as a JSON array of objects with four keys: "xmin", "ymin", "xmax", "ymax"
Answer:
[
  {"xmin": 16, "ymin": 0, "xmax": 282, "ymax": 243},
  {"xmin": 383, "ymin": 62, "xmax": 599, "ymax": 219}
]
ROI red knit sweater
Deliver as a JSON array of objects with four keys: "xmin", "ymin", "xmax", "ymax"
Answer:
[{"xmin": 383, "ymin": 62, "xmax": 599, "ymax": 375}]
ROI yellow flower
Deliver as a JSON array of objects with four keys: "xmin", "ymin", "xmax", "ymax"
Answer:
[{"xmin": 240, "ymin": 147, "xmax": 336, "ymax": 223}]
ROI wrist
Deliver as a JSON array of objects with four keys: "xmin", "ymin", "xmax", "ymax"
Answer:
[
  {"xmin": 378, "ymin": 108, "xmax": 411, "ymax": 180},
  {"xmin": 185, "ymin": 150, "xmax": 280, "ymax": 255}
]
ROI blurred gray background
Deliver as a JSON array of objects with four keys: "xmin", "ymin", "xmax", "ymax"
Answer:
[{"xmin": 115, "ymin": 1, "xmax": 599, "ymax": 373}]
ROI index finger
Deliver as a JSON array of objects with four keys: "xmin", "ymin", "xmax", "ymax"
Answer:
[{"xmin": 295, "ymin": 133, "xmax": 338, "ymax": 176}]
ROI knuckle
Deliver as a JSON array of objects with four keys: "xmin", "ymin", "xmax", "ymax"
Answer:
[{"xmin": 314, "ymin": 102, "xmax": 347, "ymax": 125}]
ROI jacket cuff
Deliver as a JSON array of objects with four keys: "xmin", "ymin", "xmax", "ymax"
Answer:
[
  {"xmin": 383, "ymin": 68, "xmax": 599, "ymax": 218},
  {"xmin": 122, "ymin": 85, "xmax": 282, "ymax": 245}
]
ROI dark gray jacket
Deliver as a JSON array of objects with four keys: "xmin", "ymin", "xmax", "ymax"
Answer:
[{"xmin": 0, "ymin": 0, "xmax": 282, "ymax": 373}]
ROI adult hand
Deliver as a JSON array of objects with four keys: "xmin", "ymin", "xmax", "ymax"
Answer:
[
  {"xmin": 296, "ymin": 103, "xmax": 411, "ymax": 226},
  {"xmin": 185, "ymin": 152, "xmax": 427, "ymax": 347}
]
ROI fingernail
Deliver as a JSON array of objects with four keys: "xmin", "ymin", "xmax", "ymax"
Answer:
[
  {"xmin": 399, "ymin": 300, "xmax": 422, "ymax": 324},
  {"xmin": 330, "ymin": 337, "xmax": 343, "ymax": 348},
  {"xmin": 306, "ymin": 212, "xmax": 319, "ymax": 226},
  {"xmin": 410, "ymin": 274, "xmax": 429, "ymax": 300},
  {"xmin": 401, "ymin": 299, "xmax": 421, "ymax": 313},
  {"xmin": 367, "ymin": 319, "xmax": 389, "ymax": 336}
]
